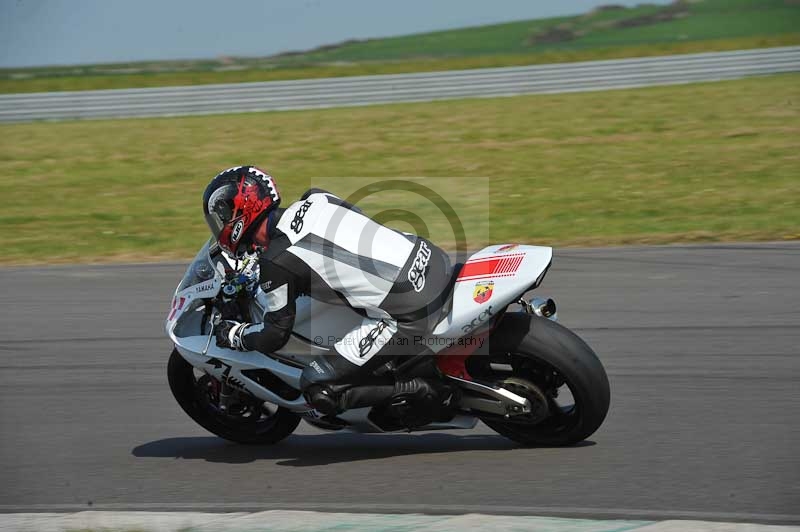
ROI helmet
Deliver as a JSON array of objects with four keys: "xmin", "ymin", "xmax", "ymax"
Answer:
[{"xmin": 203, "ymin": 165, "xmax": 280, "ymax": 257}]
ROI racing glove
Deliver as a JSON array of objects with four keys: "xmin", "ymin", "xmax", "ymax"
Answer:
[{"xmin": 215, "ymin": 320, "xmax": 249, "ymax": 351}]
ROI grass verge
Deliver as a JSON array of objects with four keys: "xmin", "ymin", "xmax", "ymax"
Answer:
[{"xmin": 0, "ymin": 74, "xmax": 798, "ymax": 264}]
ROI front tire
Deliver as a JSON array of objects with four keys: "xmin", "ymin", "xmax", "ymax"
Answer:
[
  {"xmin": 168, "ymin": 349, "xmax": 301, "ymax": 444},
  {"xmin": 478, "ymin": 313, "xmax": 610, "ymax": 446}
]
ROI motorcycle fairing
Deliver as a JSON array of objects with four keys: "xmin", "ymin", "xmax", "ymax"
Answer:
[
  {"xmin": 166, "ymin": 242, "xmax": 551, "ymax": 414},
  {"xmin": 426, "ymin": 244, "xmax": 552, "ymax": 348},
  {"xmin": 165, "ymin": 240, "xmax": 224, "ymax": 334}
]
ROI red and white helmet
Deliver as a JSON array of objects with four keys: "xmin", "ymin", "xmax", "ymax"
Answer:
[{"xmin": 202, "ymin": 166, "xmax": 280, "ymax": 257}]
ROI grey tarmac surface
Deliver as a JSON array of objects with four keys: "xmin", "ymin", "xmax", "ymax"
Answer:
[{"xmin": 0, "ymin": 243, "xmax": 798, "ymax": 523}]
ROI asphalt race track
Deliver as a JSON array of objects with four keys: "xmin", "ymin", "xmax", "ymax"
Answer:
[{"xmin": 0, "ymin": 243, "xmax": 798, "ymax": 523}]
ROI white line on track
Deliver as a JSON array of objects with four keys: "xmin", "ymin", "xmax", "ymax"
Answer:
[
  {"xmin": 2, "ymin": 510, "xmax": 799, "ymax": 532},
  {"xmin": 1, "ymin": 503, "xmax": 798, "ymax": 524}
]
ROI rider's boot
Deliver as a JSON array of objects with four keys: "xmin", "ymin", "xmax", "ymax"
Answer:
[
  {"xmin": 300, "ymin": 352, "xmax": 387, "ymax": 415},
  {"xmin": 303, "ymin": 383, "xmax": 386, "ymax": 415},
  {"xmin": 304, "ymin": 378, "xmax": 434, "ymax": 416},
  {"xmin": 301, "ymin": 350, "xmax": 442, "ymax": 416}
]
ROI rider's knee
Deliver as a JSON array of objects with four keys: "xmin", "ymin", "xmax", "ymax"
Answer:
[{"xmin": 299, "ymin": 358, "xmax": 335, "ymax": 390}]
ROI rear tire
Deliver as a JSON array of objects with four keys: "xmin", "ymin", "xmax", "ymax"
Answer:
[
  {"xmin": 168, "ymin": 349, "xmax": 301, "ymax": 444},
  {"xmin": 479, "ymin": 313, "xmax": 610, "ymax": 446}
]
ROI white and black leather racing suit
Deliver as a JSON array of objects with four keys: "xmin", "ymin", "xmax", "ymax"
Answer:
[{"xmin": 235, "ymin": 189, "xmax": 452, "ymax": 409}]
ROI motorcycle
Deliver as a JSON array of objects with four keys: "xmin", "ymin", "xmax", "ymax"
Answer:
[{"xmin": 166, "ymin": 240, "xmax": 610, "ymax": 446}]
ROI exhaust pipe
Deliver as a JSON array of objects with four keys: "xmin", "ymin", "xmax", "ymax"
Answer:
[{"xmin": 523, "ymin": 297, "xmax": 557, "ymax": 321}]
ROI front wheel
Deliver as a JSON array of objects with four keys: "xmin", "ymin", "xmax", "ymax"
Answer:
[
  {"xmin": 167, "ymin": 349, "xmax": 301, "ymax": 444},
  {"xmin": 477, "ymin": 313, "xmax": 610, "ymax": 446}
]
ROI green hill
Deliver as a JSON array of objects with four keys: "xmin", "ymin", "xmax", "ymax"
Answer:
[
  {"xmin": 278, "ymin": 0, "xmax": 800, "ymax": 63},
  {"xmin": 2, "ymin": 0, "xmax": 798, "ymax": 93}
]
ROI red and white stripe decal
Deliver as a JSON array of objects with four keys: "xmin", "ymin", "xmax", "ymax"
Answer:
[
  {"xmin": 167, "ymin": 296, "xmax": 186, "ymax": 321},
  {"xmin": 457, "ymin": 254, "xmax": 525, "ymax": 282}
]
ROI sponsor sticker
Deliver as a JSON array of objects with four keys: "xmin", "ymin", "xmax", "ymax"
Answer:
[
  {"xmin": 472, "ymin": 280, "xmax": 494, "ymax": 304},
  {"xmin": 194, "ymin": 280, "xmax": 216, "ymax": 293},
  {"xmin": 358, "ymin": 320, "xmax": 388, "ymax": 358},
  {"xmin": 231, "ymin": 219, "xmax": 245, "ymax": 243},
  {"xmin": 310, "ymin": 360, "xmax": 325, "ymax": 374},
  {"xmin": 462, "ymin": 305, "xmax": 494, "ymax": 334},
  {"xmin": 407, "ymin": 240, "xmax": 432, "ymax": 292},
  {"xmin": 497, "ymin": 244, "xmax": 519, "ymax": 252},
  {"xmin": 290, "ymin": 199, "xmax": 313, "ymax": 234}
]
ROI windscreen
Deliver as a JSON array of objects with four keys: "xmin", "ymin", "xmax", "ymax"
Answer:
[{"xmin": 177, "ymin": 239, "xmax": 220, "ymax": 292}]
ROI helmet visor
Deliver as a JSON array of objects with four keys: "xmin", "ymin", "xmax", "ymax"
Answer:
[
  {"xmin": 204, "ymin": 183, "xmax": 237, "ymax": 239},
  {"xmin": 204, "ymin": 210, "xmax": 226, "ymax": 237}
]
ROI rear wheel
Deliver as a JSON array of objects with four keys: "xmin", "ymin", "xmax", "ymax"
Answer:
[
  {"xmin": 476, "ymin": 313, "xmax": 610, "ymax": 446},
  {"xmin": 167, "ymin": 349, "xmax": 301, "ymax": 444}
]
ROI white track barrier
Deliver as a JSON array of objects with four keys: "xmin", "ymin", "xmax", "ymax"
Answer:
[{"xmin": 1, "ymin": 47, "xmax": 798, "ymax": 122}]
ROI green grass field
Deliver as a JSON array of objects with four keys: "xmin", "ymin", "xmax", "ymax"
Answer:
[
  {"xmin": 2, "ymin": 0, "xmax": 798, "ymax": 94},
  {"xmin": 1, "ymin": 74, "xmax": 798, "ymax": 264}
]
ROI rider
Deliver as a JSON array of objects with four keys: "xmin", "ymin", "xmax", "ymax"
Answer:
[{"xmin": 203, "ymin": 165, "xmax": 453, "ymax": 416}]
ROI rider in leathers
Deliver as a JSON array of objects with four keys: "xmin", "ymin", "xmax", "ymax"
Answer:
[{"xmin": 203, "ymin": 166, "xmax": 452, "ymax": 415}]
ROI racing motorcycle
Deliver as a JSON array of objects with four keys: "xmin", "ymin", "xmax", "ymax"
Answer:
[{"xmin": 166, "ymin": 240, "xmax": 610, "ymax": 446}]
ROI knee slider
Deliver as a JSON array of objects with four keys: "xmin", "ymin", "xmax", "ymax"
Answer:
[{"xmin": 300, "ymin": 357, "xmax": 337, "ymax": 390}]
